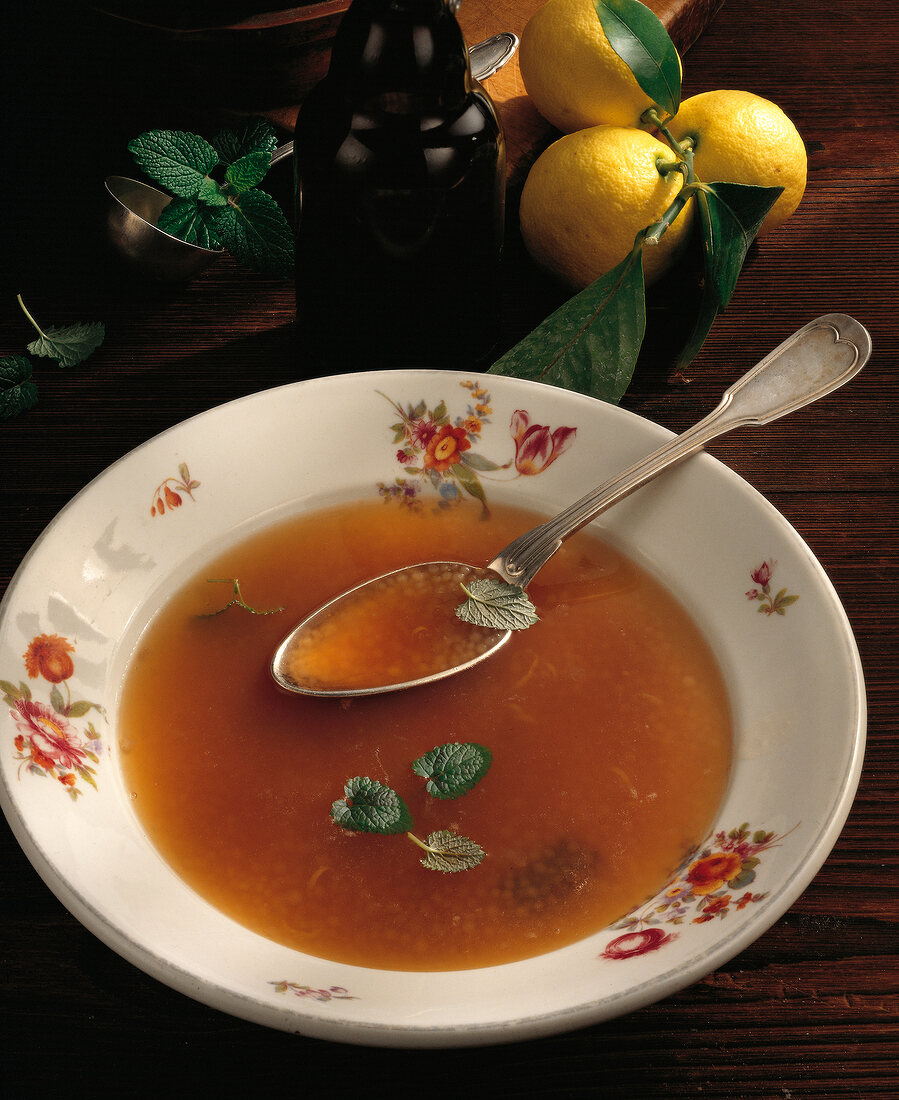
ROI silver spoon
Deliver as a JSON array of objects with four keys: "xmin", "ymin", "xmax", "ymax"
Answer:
[
  {"xmin": 105, "ymin": 32, "xmax": 520, "ymax": 280},
  {"xmin": 272, "ymin": 314, "xmax": 872, "ymax": 698}
]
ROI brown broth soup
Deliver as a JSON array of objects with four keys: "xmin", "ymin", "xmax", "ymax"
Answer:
[{"xmin": 118, "ymin": 499, "xmax": 731, "ymax": 971}]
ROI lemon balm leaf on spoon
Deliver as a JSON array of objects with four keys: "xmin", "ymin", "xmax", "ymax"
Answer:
[{"xmin": 456, "ymin": 577, "xmax": 539, "ymax": 631}]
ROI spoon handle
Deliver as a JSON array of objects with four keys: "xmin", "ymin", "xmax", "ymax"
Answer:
[{"xmin": 490, "ymin": 314, "xmax": 872, "ymax": 587}]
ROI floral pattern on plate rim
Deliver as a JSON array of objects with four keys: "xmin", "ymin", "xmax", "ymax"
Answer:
[
  {"xmin": 746, "ymin": 559, "xmax": 799, "ymax": 616},
  {"xmin": 599, "ymin": 822, "xmax": 797, "ymax": 960},
  {"xmin": 378, "ymin": 380, "xmax": 577, "ymax": 510},
  {"xmin": 270, "ymin": 981, "xmax": 357, "ymax": 1003},
  {"xmin": 3, "ymin": 634, "xmax": 104, "ymax": 800},
  {"xmin": 150, "ymin": 461, "xmax": 200, "ymax": 517}
]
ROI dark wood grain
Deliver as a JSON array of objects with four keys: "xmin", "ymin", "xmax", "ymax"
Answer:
[{"xmin": 1, "ymin": 1, "xmax": 897, "ymax": 1094}]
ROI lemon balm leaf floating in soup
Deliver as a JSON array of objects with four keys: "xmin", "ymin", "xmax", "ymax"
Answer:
[
  {"xmin": 410, "ymin": 831, "xmax": 487, "ymax": 874},
  {"xmin": 332, "ymin": 744, "xmax": 490, "ymax": 872},
  {"xmin": 331, "ymin": 777, "xmax": 413, "ymax": 835},
  {"xmin": 119, "ymin": 498, "xmax": 733, "ymax": 968},
  {"xmin": 411, "ymin": 742, "xmax": 493, "ymax": 800},
  {"xmin": 455, "ymin": 577, "xmax": 539, "ymax": 631}
]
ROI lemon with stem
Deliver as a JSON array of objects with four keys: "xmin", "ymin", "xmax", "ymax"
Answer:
[{"xmin": 519, "ymin": 124, "xmax": 694, "ymax": 289}]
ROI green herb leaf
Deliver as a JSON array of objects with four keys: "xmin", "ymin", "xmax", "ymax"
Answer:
[
  {"xmin": 212, "ymin": 118, "xmax": 278, "ymax": 166},
  {"xmin": 197, "ymin": 176, "xmax": 229, "ymax": 207},
  {"xmin": 0, "ymin": 355, "xmax": 38, "ymax": 418},
  {"xmin": 212, "ymin": 189, "xmax": 294, "ymax": 277},
  {"xmin": 456, "ymin": 577, "xmax": 539, "ymax": 631},
  {"xmin": 489, "ymin": 235, "xmax": 646, "ymax": 403},
  {"xmin": 411, "ymin": 742, "xmax": 493, "ymax": 799},
  {"xmin": 156, "ymin": 198, "xmax": 224, "ymax": 249},
  {"xmin": 225, "ymin": 151, "xmax": 274, "ymax": 194},
  {"xmin": 18, "ymin": 295, "xmax": 105, "ymax": 368},
  {"xmin": 128, "ymin": 129, "xmax": 220, "ymax": 198},
  {"xmin": 331, "ymin": 777, "xmax": 414, "ymax": 835},
  {"xmin": 413, "ymin": 830, "xmax": 486, "ymax": 873},
  {"xmin": 699, "ymin": 180, "xmax": 783, "ymax": 309},
  {"xmin": 198, "ymin": 578, "xmax": 284, "ymax": 617},
  {"xmin": 595, "ymin": 0, "xmax": 681, "ymax": 119}
]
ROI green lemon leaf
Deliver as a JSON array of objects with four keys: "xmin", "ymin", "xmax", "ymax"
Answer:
[
  {"xmin": 595, "ymin": 0, "xmax": 681, "ymax": 118},
  {"xmin": 156, "ymin": 197, "xmax": 224, "ymax": 249},
  {"xmin": 0, "ymin": 355, "xmax": 38, "ymax": 418},
  {"xmin": 128, "ymin": 129, "xmax": 220, "ymax": 198},
  {"xmin": 411, "ymin": 742, "xmax": 493, "ymax": 799},
  {"xmin": 490, "ymin": 235, "xmax": 646, "ymax": 403},
  {"xmin": 225, "ymin": 150, "xmax": 274, "ymax": 194},
  {"xmin": 331, "ymin": 777, "xmax": 413, "ymax": 835},
  {"xmin": 212, "ymin": 117, "xmax": 278, "ymax": 166},
  {"xmin": 415, "ymin": 830, "xmax": 486, "ymax": 873},
  {"xmin": 699, "ymin": 180, "xmax": 784, "ymax": 308},
  {"xmin": 212, "ymin": 189, "xmax": 294, "ymax": 277},
  {"xmin": 456, "ymin": 577, "xmax": 539, "ymax": 631}
]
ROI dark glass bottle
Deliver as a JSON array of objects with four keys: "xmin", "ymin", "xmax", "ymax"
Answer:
[{"xmin": 293, "ymin": 0, "xmax": 505, "ymax": 371}]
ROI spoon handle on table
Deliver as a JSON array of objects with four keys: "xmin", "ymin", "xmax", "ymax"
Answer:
[{"xmin": 489, "ymin": 314, "xmax": 872, "ymax": 588}]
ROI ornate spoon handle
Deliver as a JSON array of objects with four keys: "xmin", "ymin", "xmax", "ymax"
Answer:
[{"xmin": 489, "ymin": 314, "xmax": 872, "ymax": 587}]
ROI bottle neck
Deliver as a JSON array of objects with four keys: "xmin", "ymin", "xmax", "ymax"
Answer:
[{"xmin": 326, "ymin": 0, "xmax": 472, "ymax": 110}]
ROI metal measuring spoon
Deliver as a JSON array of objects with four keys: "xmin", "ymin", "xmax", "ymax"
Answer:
[
  {"xmin": 104, "ymin": 32, "xmax": 520, "ymax": 280},
  {"xmin": 271, "ymin": 314, "xmax": 871, "ymax": 698}
]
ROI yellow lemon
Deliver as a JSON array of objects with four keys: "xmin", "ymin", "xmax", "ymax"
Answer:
[
  {"xmin": 519, "ymin": 124, "xmax": 694, "ymax": 289},
  {"xmin": 519, "ymin": 0, "xmax": 678, "ymax": 132},
  {"xmin": 668, "ymin": 89, "xmax": 807, "ymax": 232}
]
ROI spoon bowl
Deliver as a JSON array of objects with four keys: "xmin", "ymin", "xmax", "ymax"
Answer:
[{"xmin": 272, "ymin": 314, "xmax": 872, "ymax": 697}]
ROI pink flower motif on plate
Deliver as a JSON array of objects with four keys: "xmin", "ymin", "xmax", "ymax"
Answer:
[{"xmin": 378, "ymin": 380, "xmax": 577, "ymax": 510}]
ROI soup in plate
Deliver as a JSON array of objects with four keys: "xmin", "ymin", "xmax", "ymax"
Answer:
[{"xmin": 118, "ymin": 498, "xmax": 731, "ymax": 970}]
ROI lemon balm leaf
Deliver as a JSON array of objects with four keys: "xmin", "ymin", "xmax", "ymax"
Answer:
[
  {"xmin": 212, "ymin": 117, "xmax": 278, "ymax": 166},
  {"xmin": 456, "ymin": 577, "xmax": 540, "ymax": 631},
  {"xmin": 157, "ymin": 198, "xmax": 224, "ymax": 249},
  {"xmin": 128, "ymin": 129, "xmax": 220, "ymax": 198},
  {"xmin": 17, "ymin": 295, "xmax": 105, "ymax": 369},
  {"xmin": 412, "ymin": 742, "xmax": 493, "ymax": 799},
  {"xmin": 411, "ymin": 830, "xmax": 486, "ymax": 873},
  {"xmin": 331, "ymin": 777, "xmax": 414, "ymax": 835},
  {"xmin": 489, "ymin": 234, "xmax": 646, "ymax": 404},
  {"xmin": 0, "ymin": 355, "xmax": 38, "ymax": 418},
  {"xmin": 595, "ymin": 0, "xmax": 681, "ymax": 118},
  {"xmin": 212, "ymin": 189, "xmax": 294, "ymax": 277},
  {"xmin": 225, "ymin": 151, "xmax": 273, "ymax": 194}
]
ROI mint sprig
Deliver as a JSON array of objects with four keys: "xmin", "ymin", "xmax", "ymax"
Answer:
[
  {"xmin": 330, "ymin": 742, "xmax": 492, "ymax": 872},
  {"xmin": 128, "ymin": 119, "xmax": 293, "ymax": 277}
]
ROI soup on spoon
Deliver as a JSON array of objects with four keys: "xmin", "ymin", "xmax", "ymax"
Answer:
[{"xmin": 272, "ymin": 314, "xmax": 870, "ymax": 698}]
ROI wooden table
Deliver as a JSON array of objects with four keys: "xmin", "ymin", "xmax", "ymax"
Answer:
[{"xmin": 2, "ymin": 1, "xmax": 896, "ymax": 1093}]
